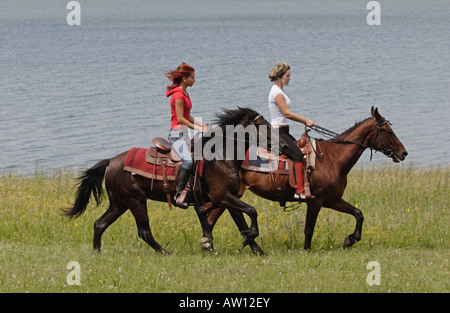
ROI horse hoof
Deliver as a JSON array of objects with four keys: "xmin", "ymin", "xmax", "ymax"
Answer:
[
  {"xmin": 200, "ymin": 237, "xmax": 213, "ymax": 251},
  {"xmin": 257, "ymin": 250, "xmax": 268, "ymax": 257},
  {"xmin": 343, "ymin": 235, "xmax": 359, "ymax": 248},
  {"xmin": 158, "ymin": 248, "xmax": 170, "ymax": 255}
]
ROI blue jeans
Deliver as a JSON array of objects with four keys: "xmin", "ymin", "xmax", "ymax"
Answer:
[{"xmin": 168, "ymin": 129, "xmax": 193, "ymax": 170}]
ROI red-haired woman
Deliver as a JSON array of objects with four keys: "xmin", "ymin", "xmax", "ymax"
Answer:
[{"xmin": 166, "ymin": 63, "xmax": 207, "ymax": 207}]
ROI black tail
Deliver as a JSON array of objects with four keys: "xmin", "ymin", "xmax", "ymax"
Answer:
[{"xmin": 63, "ymin": 159, "xmax": 110, "ymax": 219}]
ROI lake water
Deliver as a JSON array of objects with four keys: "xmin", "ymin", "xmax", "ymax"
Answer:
[{"xmin": 1, "ymin": 0, "xmax": 449, "ymax": 175}]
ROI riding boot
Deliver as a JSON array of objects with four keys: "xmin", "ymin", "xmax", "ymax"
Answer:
[
  {"xmin": 293, "ymin": 161, "xmax": 315, "ymax": 199},
  {"xmin": 174, "ymin": 167, "xmax": 190, "ymax": 208}
]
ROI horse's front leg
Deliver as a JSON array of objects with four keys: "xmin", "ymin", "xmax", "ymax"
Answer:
[
  {"xmin": 330, "ymin": 198, "xmax": 364, "ymax": 248},
  {"xmin": 228, "ymin": 210, "xmax": 266, "ymax": 256},
  {"xmin": 220, "ymin": 192, "xmax": 261, "ymax": 253},
  {"xmin": 304, "ymin": 201, "xmax": 322, "ymax": 250},
  {"xmin": 204, "ymin": 207, "xmax": 266, "ymax": 255},
  {"xmin": 194, "ymin": 202, "xmax": 217, "ymax": 251}
]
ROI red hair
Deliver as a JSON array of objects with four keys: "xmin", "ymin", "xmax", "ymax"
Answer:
[{"xmin": 165, "ymin": 63, "xmax": 195, "ymax": 90}]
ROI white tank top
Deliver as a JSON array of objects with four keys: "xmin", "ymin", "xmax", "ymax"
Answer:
[{"xmin": 268, "ymin": 85, "xmax": 291, "ymax": 126}]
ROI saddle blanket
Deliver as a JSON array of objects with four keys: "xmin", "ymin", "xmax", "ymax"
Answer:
[
  {"xmin": 123, "ymin": 147, "xmax": 177, "ymax": 180},
  {"xmin": 241, "ymin": 140, "xmax": 317, "ymax": 174},
  {"xmin": 241, "ymin": 145, "xmax": 290, "ymax": 174}
]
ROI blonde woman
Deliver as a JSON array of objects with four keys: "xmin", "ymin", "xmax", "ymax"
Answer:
[{"xmin": 268, "ymin": 62, "xmax": 315, "ymax": 199}]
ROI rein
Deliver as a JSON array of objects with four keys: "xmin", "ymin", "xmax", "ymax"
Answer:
[{"xmin": 307, "ymin": 119, "xmax": 392, "ymax": 161}]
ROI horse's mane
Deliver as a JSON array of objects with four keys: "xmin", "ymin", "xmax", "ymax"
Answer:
[
  {"xmin": 213, "ymin": 107, "xmax": 261, "ymax": 128},
  {"xmin": 195, "ymin": 107, "xmax": 262, "ymax": 150},
  {"xmin": 327, "ymin": 117, "xmax": 372, "ymax": 143}
]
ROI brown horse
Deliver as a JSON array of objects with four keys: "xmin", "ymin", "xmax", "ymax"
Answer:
[
  {"xmin": 63, "ymin": 107, "xmax": 287, "ymax": 254},
  {"xmin": 203, "ymin": 107, "xmax": 408, "ymax": 252}
]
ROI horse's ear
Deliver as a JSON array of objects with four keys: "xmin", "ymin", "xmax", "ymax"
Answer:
[
  {"xmin": 371, "ymin": 107, "xmax": 383, "ymax": 122},
  {"xmin": 371, "ymin": 106, "xmax": 375, "ymax": 117}
]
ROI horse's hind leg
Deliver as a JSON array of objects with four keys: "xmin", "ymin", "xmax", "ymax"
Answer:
[
  {"xmin": 93, "ymin": 196, "xmax": 127, "ymax": 253},
  {"xmin": 128, "ymin": 198, "xmax": 169, "ymax": 254}
]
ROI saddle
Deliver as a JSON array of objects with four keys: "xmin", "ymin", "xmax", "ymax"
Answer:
[
  {"xmin": 241, "ymin": 131, "xmax": 317, "ymax": 200},
  {"xmin": 146, "ymin": 137, "xmax": 182, "ymax": 166},
  {"xmin": 145, "ymin": 137, "xmax": 202, "ymax": 210}
]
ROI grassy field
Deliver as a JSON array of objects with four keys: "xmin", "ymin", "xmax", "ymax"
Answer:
[{"xmin": 0, "ymin": 165, "xmax": 448, "ymax": 293}]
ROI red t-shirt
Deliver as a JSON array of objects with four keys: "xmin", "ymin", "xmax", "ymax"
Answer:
[{"xmin": 166, "ymin": 87, "xmax": 192, "ymax": 129}]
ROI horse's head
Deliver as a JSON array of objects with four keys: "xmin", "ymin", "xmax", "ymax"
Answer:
[{"xmin": 370, "ymin": 106, "xmax": 408, "ymax": 163}]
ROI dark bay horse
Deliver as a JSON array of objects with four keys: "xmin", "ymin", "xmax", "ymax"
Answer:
[
  {"xmin": 203, "ymin": 107, "xmax": 408, "ymax": 251},
  {"xmin": 64, "ymin": 107, "xmax": 286, "ymax": 254}
]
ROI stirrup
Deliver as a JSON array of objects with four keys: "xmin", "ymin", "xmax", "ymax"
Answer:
[{"xmin": 175, "ymin": 189, "xmax": 189, "ymax": 208}]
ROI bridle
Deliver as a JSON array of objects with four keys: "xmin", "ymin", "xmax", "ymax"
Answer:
[
  {"xmin": 373, "ymin": 119, "xmax": 395, "ymax": 159},
  {"xmin": 308, "ymin": 117, "xmax": 395, "ymax": 161}
]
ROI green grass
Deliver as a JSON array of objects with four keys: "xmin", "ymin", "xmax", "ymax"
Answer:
[{"xmin": 0, "ymin": 165, "xmax": 448, "ymax": 292}]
